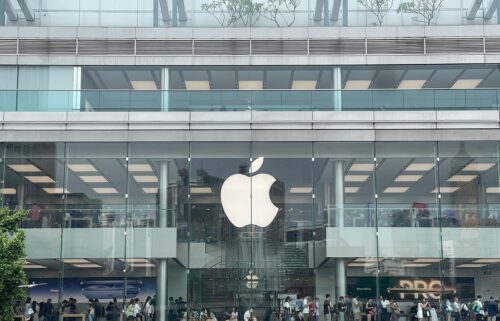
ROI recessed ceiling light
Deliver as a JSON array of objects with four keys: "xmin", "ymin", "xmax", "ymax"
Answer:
[
  {"xmin": 349, "ymin": 163, "xmax": 375, "ymax": 171},
  {"xmin": 68, "ymin": 164, "xmax": 98, "ymax": 172},
  {"xmin": 457, "ymin": 264, "xmax": 488, "ymax": 268},
  {"xmin": 133, "ymin": 175, "xmax": 158, "ymax": 183},
  {"xmin": 119, "ymin": 258, "xmax": 150, "ymax": 263},
  {"xmin": 25, "ymin": 176, "xmax": 55, "ymax": 183},
  {"xmin": 43, "ymin": 188, "xmax": 69, "ymax": 194},
  {"xmin": 291, "ymin": 80, "xmax": 317, "ymax": 90},
  {"xmin": 344, "ymin": 80, "xmax": 371, "ymax": 90},
  {"xmin": 345, "ymin": 187, "xmax": 360, "ymax": 193},
  {"xmin": 79, "ymin": 175, "xmax": 108, "ymax": 183},
  {"xmin": 347, "ymin": 263, "xmax": 375, "ymax": 267},
  {"xmin": 23, "ymin": 264, "xmax": 47, "ymax": 269},
  {"xmin": 395, "ymin": 175, "xmax": 422, "ymax": 182},
  {"xmin": 190, "ymin": 187, "xmax": 213, "ymax": 194},
  {"xmin": 462, "ymin": 163, "xmax": 496, "ymax": 171},
  {"xmin": 289, "ymin": 187, "xmax": 313, "ymax": 194},
  {"xmin": 451, "ymin": 79, "xmax": 482, "ymax": 89},
  {"xmin": 432, "ymin": 187, "xmax": 460, "ymax": 193},
  {"xmin": 448, "ymin": 175, "xmax": 477, "ymax": 182},
  {"xmin": 486, "ymin": 187, "xmax": 500, "ymax": 194},
  {"xmin": 398, "ymin": 79, "xmax": 426, "ymax": 89},
  {"xmin": 185, "ymin": 80, "xmax": 210, "ymax": 90},
  {"xmin": 71, "ymin": 263, "xmax": 102, "ymax": 268},
  {"xmin": 128, "ymin": 164, "xmax": 153, "ymax": 172},
  {"xmin": 345, "ymin": 175, "xmax": 369, "ymax": 182},
  {"xmin": 354, "ymin": 258, "xmax": 377, "ymax": 263},
  {"xmin": 402, "ymin": 263, "xmax": 430, "ymax": 268},
  {"xmin": 413, "ymin": 258, "xmax": 441, "ymax": 263},
  {"xmin": 472, "ymin": 259, "xmax": 500, "ymax": 264},
  {"xmin": 142, "ymin": 187, "xmax": 159, "ymax": 194},
  {"xmin": 239, "ymin": 80, "xmax": 263, "ymax": 90},
  {"xmin": 405, "ymin": 163, "xmax": 435, "ymax": 171},
  {"xmin": 130, "ymin": 80, "xmax": 157, "ymax": 90},
  {"xmin": 8, "ymin": 164, "xmax": 42, "ymax": 172},
  {"xmin": 129, "ymin": 263, "xmax": 156, "ymax": 268},
  {"xmin": 0, "ymin": 188, "xmax": 16, "ymax": 195},
  {"xmin": 63, "ymin": 259, "xmax": 92, "ymax": 264},
  {"xmin": 93, "ymin": 187, "xmax": 118, "ymax": 194},
  {"xmin": 384, "ymin": 187, "xmax": 409, "ymax": 193}
]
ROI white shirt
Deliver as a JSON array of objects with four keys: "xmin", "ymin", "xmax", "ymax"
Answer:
[
  {"xmin": 146, "ymin": 302, "xmax": 154, "ymax": 314},
  {"xmin": 381, "ymin": 300, "xmax": 390, "ymax": 309},
  {"xmin": 303, "ymin": 299, "xmax": 309, "ymax": 314},
  {"xmin": 133, "ymin": 303, "xmax": 142, "ymax": 316},
  {"xmin": 244, "ymin": 310, "xmax": 251, "ymax": 321},
  {"xmin": 352, "ymin": 299, "xmax": 360, "ymax": 313}
]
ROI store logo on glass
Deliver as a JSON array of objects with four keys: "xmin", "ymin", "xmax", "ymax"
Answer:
[{"xmin": 221, "ymin": 157, "xmax": 278, "ymax": 228}]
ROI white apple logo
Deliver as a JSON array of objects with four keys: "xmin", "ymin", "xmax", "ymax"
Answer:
[{"xmin": 220, "ymin": 157, "xmax": 279, "ymax": 228}]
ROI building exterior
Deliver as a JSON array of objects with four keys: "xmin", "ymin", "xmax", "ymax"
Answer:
[{"xmin": 1, "ymin": 0, "xmax": 500, "ymax": 319}]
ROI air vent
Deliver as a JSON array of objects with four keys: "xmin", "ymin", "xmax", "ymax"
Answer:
[
  {"xmin": 194, "ymin": 40, "xmax": 250, "ymax": 55},
  {"xmin": 367, "ymin": 38, "xmax": 424, "ymax": 54},
  {"xmin": 426, "ymin": 38, "xmax": 484, "ymax": 54},
  {"xmin": 252, "ymin": 40, "xmax": 307, "ymax": 55},
  {"xmin": 19, "ymin": 39, "xmax": 76, "ymax": 55},
  {"xmin": 0, "ymin": 39, "xmax": 17, "ymax": 54},
  {"xmin": 485, "ymin": 38, "xmax": 500, "ymax": 53},
  {"xmin": 309, "ymin": 39, "xmax": 365, "ymax": 55},
  {"xmin": 78, "ymin": 40, "xmax": 135, "ymax": 55},
  {"xmin": 136, "ymin": 40, "xmax": 192, "ymax": 55}
]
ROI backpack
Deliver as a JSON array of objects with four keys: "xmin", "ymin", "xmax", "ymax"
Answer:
[{"xmin": 295, "ymin": 300, "xmax": 304, "ymax": 312}]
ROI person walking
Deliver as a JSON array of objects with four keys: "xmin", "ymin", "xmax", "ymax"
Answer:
[{"xmin": 88, "ymin": 302, "xmax": 96, "ymax": 321}]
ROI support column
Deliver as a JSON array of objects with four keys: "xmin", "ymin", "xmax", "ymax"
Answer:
[
  {"xmin": 0, "ymin": 0, "xmax": 5, "ymax": 25},
  {"xmin": 497, "ymin": 0, "xmax": 500, "ymax": 24},
  {"xmin": 342, "ymin": 0, "xmax": 348, "ymax": 26},
  {"xmin": 161, "ymin": 67, "xmax": 170, "ymax": 111},
  {"xmin": 324, "ymin": 182, "xmax": 332, "ymax": 226},
  {"xmin": 72, "ymin": 67, "xmax": 81, "ymax": 111},
  {"xmin": 156, "ymin": 161, "xmax": 169, "ymax": 321},
  {"xmin": 333, "ymin": 67, "xmax": 342, "ymax": 111},
  {"xmin": 153, "ymin": 0, "xmax": 159, "ymax": 27},
  {"xmin": 334, "ymin": 161, "xmax": 346, "ymax": 308}
]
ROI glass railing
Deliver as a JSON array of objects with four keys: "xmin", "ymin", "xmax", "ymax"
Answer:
[
  {"xmin": 1, "ymin": 89, "xmax": 499, "ymax": 112},
  {"xmin": 0, "ymin": 0, "xmax": 498, "ymax": 28}
]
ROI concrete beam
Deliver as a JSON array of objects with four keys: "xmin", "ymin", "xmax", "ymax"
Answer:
[
  {"xmin": 178, "ymin": 0, "xmax": 187, "ymax": 22},
  {"xmin": 330, "ymin": 0, "xmax": 341, "ymax": 21},
  {"xmin": 16, "ymin": 0, "xmax": 33, "ymax": 21},
  {"xmin": 314, "ymin": 0, "xmax": 324, "ymax": 21},
  {"xmin": 5, "ymin": 0, "xmax": 17, "ymax": 21},
  {"xmin": 467, "ymin": 0, "xmax": 483, "ymax": 20},
  {"xmin": 484, "ymin": 0, "xmax": 498, "ymax": 19}
]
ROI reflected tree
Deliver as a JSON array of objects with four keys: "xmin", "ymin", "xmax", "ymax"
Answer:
[
  {"xmin": 201, "ymin": 0, "xmax": 263, "ymax": 27},
  {"xmin": 397, "ymin": 0, "xmax": 445, "ymax": 25},
  {"xmin": 262, "ymin": 0, "xmax": 301, "ymax": 27},
  {"xmin": 357, "ymin": 0, "xmax": 394, "ymax": 26}
]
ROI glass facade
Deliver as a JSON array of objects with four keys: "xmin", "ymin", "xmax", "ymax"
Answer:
[
  {"xmin": 10, "ymin": 141, "xmax": 500, "ymax": 320},
  {"xmin": 1, "ymin": 0, "xmax": 499, "ymax": 27}
]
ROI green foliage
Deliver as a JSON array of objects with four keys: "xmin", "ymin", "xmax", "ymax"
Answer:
[
  {"xmin": 201, "ymin": 0, "xmax": 301, "ymax": 27},
  {"xmin": 357, "ymin": 0, "xmax": 394, "ymax": 26},
  {"xmin": 0, "ymin": 206, "xmax": 27, "ymax": 321},
  {"xmin": 397, "ymin": 0, "xmax": 445, "ymax": 25},
  {"xmin": 201, "ymin": 0, "xmax": 263, "ymax": 27}
]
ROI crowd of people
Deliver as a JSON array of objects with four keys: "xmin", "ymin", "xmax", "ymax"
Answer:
[{"xmin": 12, "ymin": 294, "xmax": 500, "ymax": 321}]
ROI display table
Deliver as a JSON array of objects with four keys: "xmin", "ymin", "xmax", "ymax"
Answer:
[{"xmin": 62, "ymin": 314, "xmax": 86, "ymax": 321}]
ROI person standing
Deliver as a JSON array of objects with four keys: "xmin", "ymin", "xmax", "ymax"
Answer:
[
  {"xmin": 32, "ymin": 301, "xmax": 40, "ymax": 321},
  {"xmin": 445, "ymin": 299, "xmax": 453, "ymax": 321},
  {"xmin": 43, "ymin": 298, "xmax": 54, "ymax": 321},
  {"xmin": 486, "ymin": 297, "xmax": 497, "ymax": 321},
  {"xmin": 365, "ymin": 299, "xmax": 375, "ymax": 321},
  {"xmin": 338, "ymin": 297, "xmax": 346, "ymax": 321},
  {"xmin": 324, "ymin": 295, "xmax": 333, "ymax": 321},
  {"xmin": 88, "ymin": 303, "xmax": 96, "ymax": 321},
  {"xmin": 284, "ymin": 297, "xmax": 292, "ymax": 321},
  {"xmin": 25, "ymin": 297, "xmax": 34, "ymax": 321},
  {"xmin": 308, "ymin": 297, "xmax": 316, "ymax": 321},
  {"xmin": 472, "ymin": 296, "xmax": 484, "ymax": 321},
  {"xmin": 352, "ymin": 297, "xmax": 361, "ymax": 321},
  {"xmin": 145, "ymin": 297, "xmax": 154, "ymax": 321},
  {"xmin": 303, "ymin": 297, "xmax": 310, "ymax": 321},
  {"xmin": 417, "ymin": 298, "xmax": 425, "ymax": 321},
  {"xmin": 452, "ymin": 297, "xmax": 461, "ymax": 321},
  {"xmin": 389, "ymin": 300, "xmax": 400, "ymax": 321},
  {"xmin": 379, "ymin": 297, "xmax": 390, "ymax": 321}
]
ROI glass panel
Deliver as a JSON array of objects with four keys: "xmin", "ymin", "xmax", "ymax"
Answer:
[{"xmin": 375, "ymin": 142, "xmax": 443, "ymax": 319}]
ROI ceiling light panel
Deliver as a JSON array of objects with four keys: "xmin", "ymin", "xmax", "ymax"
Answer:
[
  {"xmin": 472, "ymin": 259, "xmax": 500, "ymax": 264},
  {"xmin": 402, "ymin": 263, "xmax": 430, "ymax": 268},
  {"xmin": 451, "ymin": 79, "xmax": 482, "ymax": 89},
  {"xmin": 93, "ymin": 187, "xmax": 118, "ymax": 194},
  {"xmin": 291, "ymin": 80, "xmax": 317, "ymax": 90},
  {"xmin": 457, "ymin": 264, "xmax": 488, "ymax": 268},
  {"xmin": 398, "ymin": 79, "xmax": 426, "ymax": 89},
  {"xmin": 23, "ymin": 264, "xmax": 47, "ymax": 269},
  {"xmin": 344, "ymin": 80, "xmax": 371, "ymax": 90},
  {"xmin": 185, "ymin": 80, "xmax": 210, "ymax": 90},
  {"xmin": 345, "ymin": 175, "xmax": 369, "ymax": 182},
  {"xmin": 0, "ymin": 188, "xmax": 16, "ymax": 195},
  {"xmin": 413, "ymin": 258, "xmax": 441, "ymax": 263},
  {"xmin": 384, "ymin": 187, "xmax": 409, "ymax": 193},
  {"xmin": 63, "ymin": 259, "xmax": 91, "ymax": 264},
  {"xmin": 8, "ymin": 164, "xmax": 42, "ymax": 172},
  {"xmin": 432, "ymin": 187, "xmax": 460, "ymax": 193},
  {"xmin": 448, "ymin": 175, "xmax": 477, "ymax": 182},
  {"xmin": 395, "ymin": 175, "xmax": 422, "ymax": 182},
  {"xmin": 348, "ymin": 263, "xmax": 375, "ymax": 267},
  {"xmin": 128, "ymin": 164, "xmax": 153, "ymax": 172},
  {"xmin": 129, "ymin": 263, "xmax": 156, "ymax": 268},
  {"xmin": 43, "ymin": 188, "xmax": 69, "ymax": 194},
  {"xmin": 462, "ymin": 163, "xmax": 496, "ymax": 171},
  {"xmin": 405, "ymin": 163, "xmax": 435, "ymax": 171},
  {"xmin": 289, "ymin": 187, "xmax": 313, "ymax": 194},
  {"xmin": 79, "ymin": 175, "xmax": 108, "ymax": 183},
  {"xmin": 68, "ymin": 164, "xmax": 98, "ymax": 172},
  {"xmin": 142, "ymin": 187, "xmax": 159, "ymax": 194},
  {"xmin": 72, "ymin": 263, "xmax": 102, "ymax": 268},
  {"xmin": 354, "ymin": 258, "xmax": 377, "ymax": 263},
  {"xmin": 119, "ymin": 258, "xmax": 150, "ymax": 263},
  {"xmin": 133, "ymin": 175, "xmax": 158, "ymax": 183},
  {"xmin": 486, "ymin": 187, "xmax": 500, "ymax": 194},
  {"xmin": 25, "ymin": 176, "xmax": 55, "ymax": 183},
  {"xmin": 349, "ymin": 163, "xmax": 375, "ymax": 171},
  {"xmin": 130, "ymin": 81, "xmax": 158, "ymax": 90},
  {"xmin": 345, "ymin": 187, "xmax": 360, "ymax": 193},
  {"xmin": 239, "ymin": 80, "xmax": 263, "ymax": 90},
  {"xmin": 190, "ymin": 187, "xmax": 213, "ymax": 194}
]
